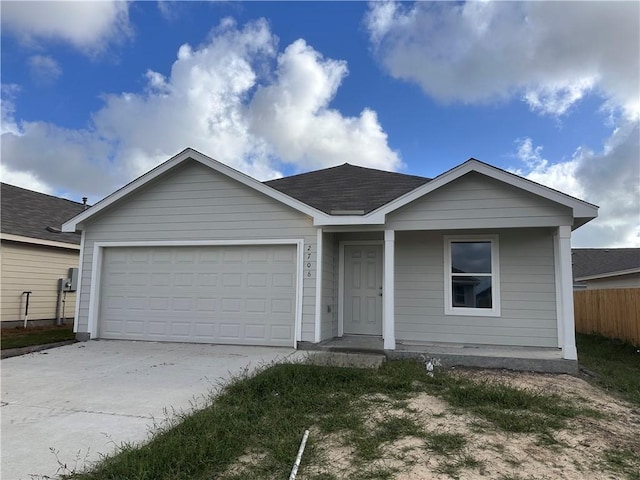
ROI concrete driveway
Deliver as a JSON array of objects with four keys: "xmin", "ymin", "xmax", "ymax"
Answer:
[{"xmin": 1, "ymin": 341, "xmax": 303, "ymax": 480}]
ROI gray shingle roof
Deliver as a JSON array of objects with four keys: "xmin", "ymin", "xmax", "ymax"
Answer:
[
  {"xmin": 572, "ymin": 248, "xmax": 640, "ymax": 279},
  {"xmin": 1, "ymin": 183, "xmax": 86, "ymax": 245},
  {"xmin": 264, "ymin": 163, "xmax": 430, "ymax": 214}
]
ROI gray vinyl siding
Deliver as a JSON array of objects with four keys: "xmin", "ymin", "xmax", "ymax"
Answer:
[
  {"xmin": 395, "ymin": 228, "xmax": 558, "ymax": 347},
  {"xmin": 320, "ymin": 232, "xmax": 337, "ymax": 340},
  {"xmin": 76, "ymin": 160, "xmax": 318, "ymax": 341},
  {"xmin": 387, "ymin": 172, "xmax": 573, "ymax": 231}
]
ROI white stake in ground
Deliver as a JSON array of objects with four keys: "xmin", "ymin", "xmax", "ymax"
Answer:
[{"xmin": 288, "ymin": 429, "xmax": 310, "ymax": 480}]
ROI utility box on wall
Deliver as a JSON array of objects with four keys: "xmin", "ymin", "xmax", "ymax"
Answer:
[{"xmin": 67, "ymin": 267, "xmax": 79, "ymax": 292}]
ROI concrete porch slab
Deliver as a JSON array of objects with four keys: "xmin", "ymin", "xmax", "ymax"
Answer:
[
  {"xmin": 299, "ymin": 336, "xmax": 577, "ymax": 374},
  {"xmin": 302, "ymin": 351, "xmax": 386, "ymax": 368},
  {"xmin": 298, "ymin": 335, "xmax": 384, "ymax": 354}
]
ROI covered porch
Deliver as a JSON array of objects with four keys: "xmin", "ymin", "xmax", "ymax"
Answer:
[{"xmin": 309, "ymin": 224, "xmax": 578, "ymax": 371}]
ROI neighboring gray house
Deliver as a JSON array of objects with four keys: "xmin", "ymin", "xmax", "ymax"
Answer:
[
  {"xmin": 572, "ymin": 248, "xmax": 640, "ymax": 290},
  {"xmin": 62, "ymin": 148, "xmax": 598, "ymax": 362}
]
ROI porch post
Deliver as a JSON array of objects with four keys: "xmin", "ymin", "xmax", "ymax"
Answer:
[
  {"xmin": 384, "ymin": 229, "xmax": 396, "ymax": 350},
  {"xmin": 314, "ymin": 228, "xmax": 323, "ymax": 343},
  {"xmin": 553, "ymin": 232, "xmax": 564, "ymax": 348},
  {"xmin": 557, "ymin": 226, "xmax": 577, "ymax": 360}
]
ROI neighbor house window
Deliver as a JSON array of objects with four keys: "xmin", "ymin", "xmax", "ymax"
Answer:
[{"xmin": 444, "ymin": 235, "xmax": 500, "ymax": 316}]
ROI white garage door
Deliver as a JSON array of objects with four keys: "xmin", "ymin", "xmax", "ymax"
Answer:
[{"xmin": 98, "ymin": 245, "xmax": 297, "ymax": 346}]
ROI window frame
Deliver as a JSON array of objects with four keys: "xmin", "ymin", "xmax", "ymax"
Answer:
[{"xmin": 443, "ymin": 234, "xmax": 501, "ymax": 317}]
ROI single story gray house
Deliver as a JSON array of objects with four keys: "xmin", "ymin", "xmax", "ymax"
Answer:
[{"xmin": 62, "ymin": 148, "xmax": 598, "ymax": 362}]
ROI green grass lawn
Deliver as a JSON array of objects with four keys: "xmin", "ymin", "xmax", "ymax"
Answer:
[
  {"xmin": 62, "ymin": 360, "xmax": 612, "ymax": 480},
  {"xmin": 1, "ymin": 324, "xmax": 75, "ymax": 350},
  {"xmin": 577, "ymin": 333, "xmax": 640, "ymax": 406}
]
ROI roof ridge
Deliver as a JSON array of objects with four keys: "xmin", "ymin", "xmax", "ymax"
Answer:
[{"xmin": 265, "ymin": 163, "xmax": 430, "ymax": 184}]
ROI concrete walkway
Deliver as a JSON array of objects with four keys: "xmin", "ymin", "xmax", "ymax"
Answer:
[{"xmin": 1, "ymin": 341, "xmax": 303, "ymax": 480}]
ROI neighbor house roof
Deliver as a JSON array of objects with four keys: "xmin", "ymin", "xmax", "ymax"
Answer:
[
  {"xmin": 264, "ymin": 163, "xmax": 430, "ymax": 214},
  {"xmin": 572, "ymin": 248, "xmax": 640, "ymax": 280},
  {"xmin": 1, "ymin": 183, "xmax": 87, "ymax": 246}
]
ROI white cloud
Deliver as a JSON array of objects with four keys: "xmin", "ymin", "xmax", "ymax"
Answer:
[
  {"xmin": 1, "ymin": 120, "xmax": 117, "ymax": 201},
  {"xmin": 28, "ymin": 55, "xmax": 62, "ymax": 83},
  {"xmin": 366, "ymin": 1, "xmax": 639, "ymax": 118},
  {"xmin": 1, "ymin": 84, "xmax": 21, "ymax": 136},
  {"xmin": 1, "ymin": 1, "xmax": 131, "ymax": 54},
  {"xmin": 157, "ymin": 1, "xmax": 174, "ymax": 20},
  {"xmin": 368, "ymin": 1, "xmax": 639, "ymax": 247},
  {"xmin": 511, "ymin": 122, "xmax": 640, "ymax": 248},
  {"xmin": 0, "ymin": 163, "xmax": 54, "ymax": 195},
  {"xmin": 249, "ymin": 39, "xmax": 401, "ymax": 171},
  {"xmin": 1, "ymin": 18, "xmax": 399, "ymax": 201}
]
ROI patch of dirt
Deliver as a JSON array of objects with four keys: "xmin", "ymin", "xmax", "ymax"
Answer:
[{"xmin": 306, "ymin": 369, "xmax": 640, "ymax": 479}]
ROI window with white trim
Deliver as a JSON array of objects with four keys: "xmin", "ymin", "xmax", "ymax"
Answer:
[{"xmin": 444, "ymin": 235, "xmax": 500, "ymax": 316}]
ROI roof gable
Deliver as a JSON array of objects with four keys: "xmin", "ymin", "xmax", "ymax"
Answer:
[
  {"xmin": 63, "ymin": 149, "xmax": 598, "ymax": 231},
  {"xmin": 366, "ymin": 158, "xmax": 598, "ymax": 228},
  {"xmin": 264, "ymin": 163, "xmax": 430, "ymax": 214},
  {"xmin": 63, "ymin": 148, "xmax": 327, "ymax": 232},
  {"xmin": 1, "ymin": 183, "xmax": 85, "ymax": 245}
]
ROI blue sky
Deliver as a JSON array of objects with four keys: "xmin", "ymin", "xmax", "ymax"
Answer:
[{"xmin": 1, "ymin": 1, "xmax": 638, "ymax": 247}]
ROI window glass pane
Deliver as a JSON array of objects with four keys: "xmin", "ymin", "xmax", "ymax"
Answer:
[
  {"xmin": 451, "ymin": 242, "xmax": 491, "ymax": 274},
  {"xmin": 452, "ymin": 276, "xmax": 492, "ymax": 308}
]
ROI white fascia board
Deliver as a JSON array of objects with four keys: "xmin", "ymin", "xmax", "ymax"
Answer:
[
  {"xmin": 62, "ymin": 147, "xmax": 327, "ymax": 232},
  {"xmin": 314, "ymin": 213, "xmax": 386, "ymax": 226},
  {"xmin": 575, "ymin": 267, "xmax": 640, "ymax": 282},
  {"xmin": 0, "ymin": 232, "xmax": 81, "ymax": 250},
  {"xmin": 371, "ymin": 159, "xmax": 599, "ymax": 222}
]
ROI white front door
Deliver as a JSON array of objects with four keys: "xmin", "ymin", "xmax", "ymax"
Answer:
[{"xmin": 343, "ymin": 244, "xmax": 383, "ymax": 335}]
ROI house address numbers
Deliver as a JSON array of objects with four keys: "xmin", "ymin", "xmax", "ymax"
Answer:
[{"xmin": 304, "ymin": 243, "xmax": 315, "ymax": 279}]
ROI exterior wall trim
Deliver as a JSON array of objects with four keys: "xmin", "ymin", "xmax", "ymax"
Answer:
[
  {"xmin": 72, "ymin": 231, "xmax": 85, "ymax": 334},
  {"xmin": 553, "ymin": 232, "xmax": 564, "ymax": 348},
  {"xmin": 314, "ymin": 228, "xmax": 323, "ymax": 343},
  {"xmin": 383, "ymin": 230, "xmax": 396, "ymax": 349},
  {"xmin": 557, "ymin": 226, "xmax": 577, "ymax": 359},
  {"xmin": 86, "ymin": 239, "xmax": 305, "ymax": 348}
]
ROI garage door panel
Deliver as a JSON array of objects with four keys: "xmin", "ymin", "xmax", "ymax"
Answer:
[
  {"xmin": 245, "ymin": 324, "xmax": 266, "ymax": 340},
  {"xmin": 148, "ymin": 321, "xmax": 167, "ymax": 335},
  {"xmin": 99, "ymin": 245, "xmax": 297, "ymax": 346},
  {"xmin": 272, "ymin": 325, "xmax": 294, "ymax": 341},
  {"xmin": 197, "ymin": 273, "xmax": 218, "ymax": 287}
]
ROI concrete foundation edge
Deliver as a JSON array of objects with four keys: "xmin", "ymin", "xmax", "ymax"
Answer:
[
  {"xmin": 76, "ymin": 332, "xmax": 91, "ymax": 341},
  {"xmin": 386, "ymin": 351, "xmax": 579, "ymax": 374}
]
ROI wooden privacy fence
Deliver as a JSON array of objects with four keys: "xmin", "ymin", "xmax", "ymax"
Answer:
[{"xmin": 574, "ymin": 288, "xmax": 640, "ymax": 346}]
